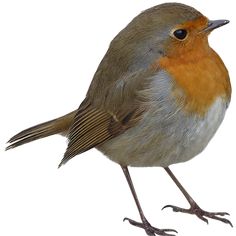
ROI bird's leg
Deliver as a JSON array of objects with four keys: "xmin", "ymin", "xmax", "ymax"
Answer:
[
  {"xmin": 121, "ymin": 166, "xmax": 177, "ymax": 236},
  {"xmin": 163, "ymin": 167, "xmax": 233, "ymax": 227}
]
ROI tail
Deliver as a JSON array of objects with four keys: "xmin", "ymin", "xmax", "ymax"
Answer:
[{"xmin": 6, "ymin": 110, "xmax": 77, "ymax": 150}]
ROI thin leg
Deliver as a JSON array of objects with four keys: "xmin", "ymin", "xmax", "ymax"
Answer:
[
  {"xmin": 121, "ymin": 166, "xmax": 177, "ymax": 236},
  {"xmin": 163, "ymin": 167, "xmax": 232, "ymax": 227}
]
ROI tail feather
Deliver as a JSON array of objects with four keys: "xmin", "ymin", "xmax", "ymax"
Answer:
[{"xmin": 6, "ymin": 110, "xmax": 76, "ymax": 150}]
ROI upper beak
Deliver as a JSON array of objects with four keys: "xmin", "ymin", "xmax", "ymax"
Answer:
[{"xmin": 203, "ymin": 19, "xmax": 230, "ymax": 32}]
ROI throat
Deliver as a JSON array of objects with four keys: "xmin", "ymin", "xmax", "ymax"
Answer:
[{"xmin": 157, "ymin": 49, "xmax": 231, "ymax": 115}]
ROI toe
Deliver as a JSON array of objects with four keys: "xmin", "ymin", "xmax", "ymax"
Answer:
[{"xmin": 206, "ymin": 214, "xmax": 233, "ymax": 227}]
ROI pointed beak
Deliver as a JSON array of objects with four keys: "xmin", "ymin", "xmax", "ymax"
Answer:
[{"xmin": 203, "ymin": 19, "xmax": 230, "ymax": 32}]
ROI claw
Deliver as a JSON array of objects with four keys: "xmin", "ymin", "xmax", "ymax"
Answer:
[
  {"xmin": 162, "ymin": 203, "xmax": 232, "ymax": 227},
  {"xmin": 162, "ymin": 205, "xmax": 172, "ymax": 211},
  {"xmin": 197, "ymin": 214, "xmax": 209, "ymax": 224},
  {"xmin": 162, "ymin": 205, "xmax": 181, "ymax": 212},
  {"xmin": 123, "ymin": 218, "xmax": 144, "ymax": 228},
  {"xmin": 162, "ymin": 205, "xmax": 188, "ymax": 213},
  {"xmin": 212, "ymin": 212, "xmax": 230, "ymax": 216},
  {"xmin": 156, "ymin": 228, "xmax": 178, "ymax": 234},
  {"xmin": 123, "ymin": 217, "xmax": 177, "ymax": 236},
  {"xmin": 206, "ymin": 214, "xmax": 233, "ymax": 227},
  {"xmin": 161, "ymin": 229, "xmax": 178, "ymax": 233}
]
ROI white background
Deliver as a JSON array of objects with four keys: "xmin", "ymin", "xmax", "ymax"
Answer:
[{"xmin": 0, "ymin": 1, "xmax": 235, "ymax": 236}]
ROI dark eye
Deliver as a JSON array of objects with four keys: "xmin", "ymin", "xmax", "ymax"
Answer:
[{"xmin": 173, "ymin": 29, "xmax": 188, "ymax": 40}]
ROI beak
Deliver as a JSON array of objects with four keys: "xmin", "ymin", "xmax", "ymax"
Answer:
[{"xmin": 203, "ymin": 19, "xmax": 230, "ymax": 32}]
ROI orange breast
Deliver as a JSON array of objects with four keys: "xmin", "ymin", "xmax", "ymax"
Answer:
[{"xmin": 157, "ymin": 48, "xmax": 231, "ymax": 116}]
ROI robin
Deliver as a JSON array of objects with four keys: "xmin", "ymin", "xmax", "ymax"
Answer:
[{"xmin": 6, "ymin": 3, "xmax": 232, "ymax": 236}]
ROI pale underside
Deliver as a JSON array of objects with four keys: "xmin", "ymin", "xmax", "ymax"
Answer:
[
  {"xmin": 61, "ymin": 69, "xmax": 227, "ymax": 167},
  {"xmin": 97, "ymin": 71, "xmax": 227, "ymax": 167}
]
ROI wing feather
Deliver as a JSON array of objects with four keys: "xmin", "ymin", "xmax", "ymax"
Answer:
[
  {"xmin": 58, "ymin": 105, "xmax": 121, "ymax": 167},
  {"xmin": 59, "ymin": 70, "xmax": 154, "ymax": 167}
]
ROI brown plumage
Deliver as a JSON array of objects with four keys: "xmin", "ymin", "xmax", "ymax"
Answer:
[
  {"xmin": 6, "ymin": 3, "xmax": 232, "ymax": 235},
  {"xmin": 6, "ymin": 110, "xmax": 76, "ymax": 150}
]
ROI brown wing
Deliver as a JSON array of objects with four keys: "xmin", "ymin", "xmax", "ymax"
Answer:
[
  {"xmin": 58, "ymin": 69, "xmax": 154, "ymax": 167},
  {"xmin": 58, "ymin": 103, "xmax": 120, "ymax": 167},
  {"xmin": 58, "ymin": 99, "xmax": 145, "ymax": 167}
]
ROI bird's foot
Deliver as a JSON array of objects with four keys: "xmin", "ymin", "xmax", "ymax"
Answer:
[
  {"xmin": 124, "ymin": 217, "xmax": 177, "ymax": 236},
  {"xmin": 162, "ymin": 202, "xmax": 233, "ymax": 227}
]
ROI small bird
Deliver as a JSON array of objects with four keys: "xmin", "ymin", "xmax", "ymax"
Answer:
[{"xmin": 6, "ymin": 3, "xmax": 232, "ymax": 236}]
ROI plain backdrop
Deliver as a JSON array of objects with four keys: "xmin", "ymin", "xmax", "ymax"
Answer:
[{"xmin": 0, "ymin": 1, "xmax": 235, "ymax": 236}]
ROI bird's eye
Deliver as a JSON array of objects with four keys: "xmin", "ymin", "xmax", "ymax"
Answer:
[{"xmin": 173, "ymin": 29, "xmax": 188, "ymax": 40}]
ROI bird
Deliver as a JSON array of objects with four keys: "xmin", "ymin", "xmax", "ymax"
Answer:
[{"xmin": 6, "ymin": 2, "xmax": 232, "ymax": 236}]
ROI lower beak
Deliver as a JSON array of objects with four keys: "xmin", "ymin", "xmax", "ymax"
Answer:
[{"xmin": 203, "ymin": 19, "xmax": 229, "ymax": 32}]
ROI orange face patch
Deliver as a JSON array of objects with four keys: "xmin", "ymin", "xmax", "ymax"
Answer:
[{"xmin": 152, "ymin": 16, "xmax": 231, "ymax": 116}]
